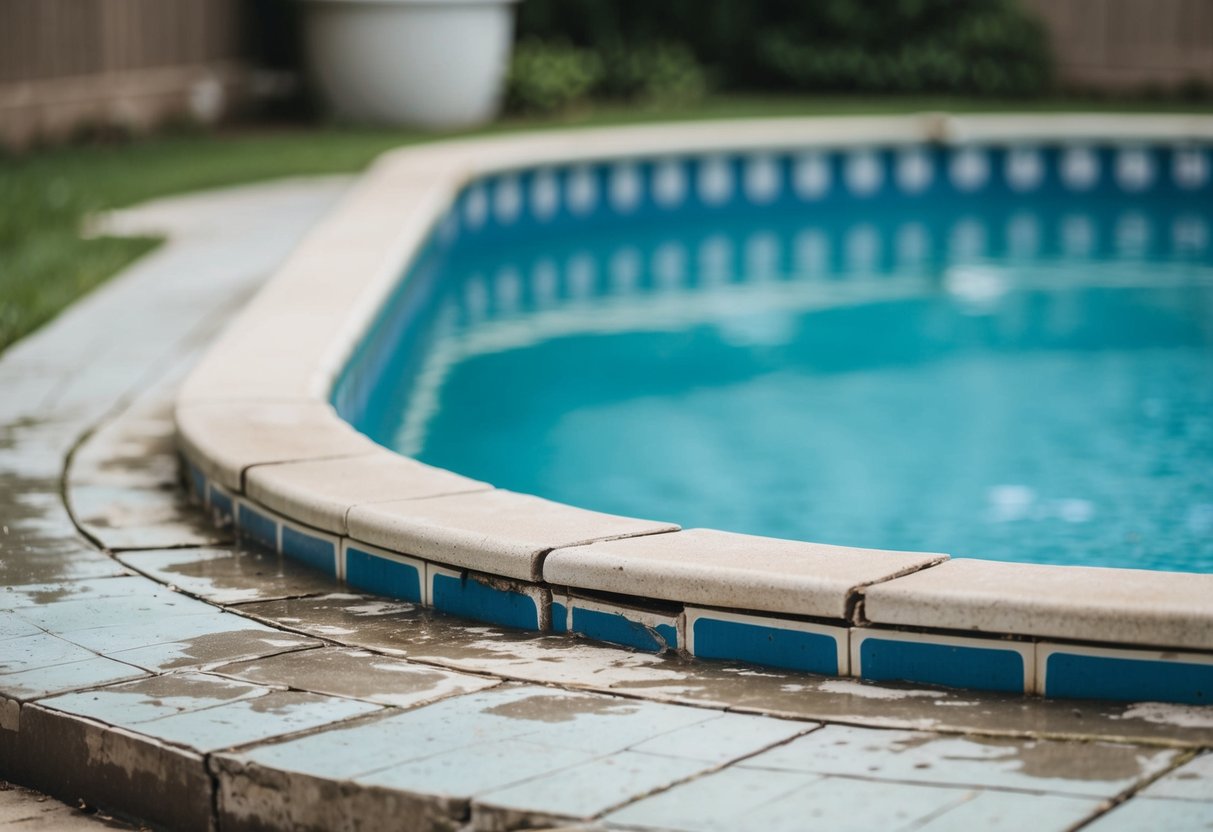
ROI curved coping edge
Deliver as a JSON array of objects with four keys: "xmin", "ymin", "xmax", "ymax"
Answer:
[{"xmin": 175, "ymin": 113, "xmax": 1213, "ymax": 703}]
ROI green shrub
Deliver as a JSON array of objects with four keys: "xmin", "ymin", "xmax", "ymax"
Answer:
[
  {"xmin": 506, "ymin": 40, "xmax": 707, "ymax": 114},
  {"xmin": 514, "ymin": 0, "xmax": 1053, "ymax": 97},
  {"xmin": 602, "ymin": 42, "xmax": 709, "ymax": 105},
  {"xmin": 506, "ymin": 40, "xmax": 603, "ymax": 114}
]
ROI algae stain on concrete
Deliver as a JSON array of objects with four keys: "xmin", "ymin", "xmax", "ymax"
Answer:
[{"xmin": 484, "ymin": 693, "xmax": 640, "ymax": 723}]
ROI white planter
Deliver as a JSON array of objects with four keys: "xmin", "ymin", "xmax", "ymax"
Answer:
[{"xmin": 301, "ymin": 0, "xmax": 519, "ymax": 129}]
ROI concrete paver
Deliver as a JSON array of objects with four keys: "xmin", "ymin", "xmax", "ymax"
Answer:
[
  {"xmin": 1082, "ymin": 797, "xmax": 1213, "ymax": 831},
  {"xmin": 742, "ymin": 724, "xmax": 1178, "ymax": 797},
  {"xmin": 213, "ymin": 646, "xmax": 500, "ymax": 708},
  {"xmin": 117, "ymin": 546, "xmax": 336, "ymax": 605},
  {"xmin": 1137, "ymin": 751, "xmax": 1213, "ymax": 801}
]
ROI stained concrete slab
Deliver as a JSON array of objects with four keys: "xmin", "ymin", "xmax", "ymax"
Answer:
[
  {"xmin": 0, "ymin": 616, "xmax": 44, "ymax": 641},
  {"xmin": 8, "ymin": 579, "xmax": 216, "ymax": 632},
  {"xmin": 1137, "ymin": 751, "xmax": 1213, "ymax": 801},
  {"xmin": 107, "ymin": 627, "xmax": 319, "ymax": 673},
  {"xmin": 140, "ymin": 690, "xmax": 380, "ymax": 752},
  {"xmin": 741, "ymin": 724, "xmax": 1178, "ymax": 797},
  {"xmin": 1082, "ymin": 797, "xmax": 1213, "ymax": 831},
  {"xmin": 38, "ymin": 672, "xmax": 269, "ymax": 725},
  {"xmin": 117, "ymin": 546, "xmax": 336, "ymax": 606},
  {"xmin": 607, "ymin": 767, "xmax": 1104, "ymax": 832},
  {"xmin": 71, "ymin": 482, "xmax": 231, "ymax": 550},
  {"xmin": 0, "ymin": 633, "xmax": 101, "ymax": 675},
  {"xmin": 37, "ymin": 671, "xmax": 380, "ymax": 753},
  {"xmin": 0, "ymin": 545, "xmax": 128, "ymax": 591},
  {"xmin": 912, "ymin": 790, "xmax": 1103, "ymax": 831},
  {"xmin": 0, "ymin": 658, "xmax": 149, "ymax": 703},
  {"xmin": 2, "ymin": 575, "xmax": 143, "ymax": 609},
  {"xmin": 213, "ymin": 646, "xmax": 500, "ymax": 708},
  {"xmin": 605, "ymin": 766, "xmax": 825, "ymax": 831},
  {"xmin": 236, "ymin": 593, "xmax": 1213, "ymax": 749},
  {"xmin": 475, "ymin": 751, "xmax": 709, "ymax": 829},
  {"xmin": 473, "ymin": 713, "xmax": 813, "ymax": 831},
  {"xmin": 219, "ymin": 684, "xmax": 711, "ymax": 784}
]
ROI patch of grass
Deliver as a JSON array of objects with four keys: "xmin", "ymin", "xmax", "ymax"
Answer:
[{"xmin": 2, "ymin": 94, "xmax": 1211, "ymax": 352}]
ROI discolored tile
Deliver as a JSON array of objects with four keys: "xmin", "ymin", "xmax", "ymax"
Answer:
[
  {"xmin": 213, "ymin": 646, "xmax": 499, "ymax": 708},
  {"xmin": 118, "ymin": 546, "xmax": 335, "ymax": 605}
]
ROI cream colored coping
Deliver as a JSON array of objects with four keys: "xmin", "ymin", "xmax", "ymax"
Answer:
[{"xmin": 176, "ymin": 113, "xmax": 1213, "ymax": 651}]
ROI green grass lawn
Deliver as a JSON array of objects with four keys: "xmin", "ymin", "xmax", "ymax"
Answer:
[{"xmin": 2, "ymin": 93, "xmax": 1211, "ymax": 352}]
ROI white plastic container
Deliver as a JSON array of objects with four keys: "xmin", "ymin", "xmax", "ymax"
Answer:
[{"xmin": 301, "ymin": 0, "xmax": 519, "ymax": 129}]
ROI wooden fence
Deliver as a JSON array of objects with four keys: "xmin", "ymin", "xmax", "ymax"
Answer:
[
  {"xmin": 1022, "ymin": 0, "xmax": 1213, "ymax": 91},
  {"xmin": 0, "ymin": 0, "xmax": 244, "ymax": 148}
]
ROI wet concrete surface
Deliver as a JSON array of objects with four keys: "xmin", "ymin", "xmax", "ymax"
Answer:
[
  {"xmin": 117, "ymin": 546, "xmax": 335, "ymax": 605},
  {"xmin": 236, "ymin": 592, "xmax": 1213, "ymax": 749}
]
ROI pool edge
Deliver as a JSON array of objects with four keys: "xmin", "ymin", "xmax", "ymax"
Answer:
[{"xmin": 175, "ymin": 113, "xmax": 1213, "ymax": 704}]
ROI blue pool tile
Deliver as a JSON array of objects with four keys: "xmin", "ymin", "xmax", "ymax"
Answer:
[
  {"xmin": 550, "ymin": 599, "xmax": 568, "ymax": 634},
  {"xmin": 428, "ymin": 566, "xmax": 543, "ymax": 631},
  {"xmin": 567, "ymin": 597, "xmax": 681, "ymax": 653},
  {"xmin": 208, "ymin": 484, "xmax": 234, "ymax": 525},
  {"xmin": 280, "ymin": 522, "xmax": 338, "ymax": 578},
  {"xmin": 185, "ymin": 460, "xmax": 206, "ymax": 505},
  {"xmin": 1040, "ymin": 645, "xmax": 1213, "ymax": 705},
  {"xmin": 853, "ymin": 630, "xmax": 1031, "ymax": 694},
  {"xmin": 236, "ymin": 501, "xmax": 279, "ymax": 552},
  {"xmin": 344, "ymin": 542, "xmax": 424, "ymax": 604},
  {"xmin": 687, "ymin": 609, "xmax": 845, "ymax": 676}
]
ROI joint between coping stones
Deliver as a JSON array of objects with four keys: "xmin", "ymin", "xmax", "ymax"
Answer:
[
  {"xmin": 235, "ymin": 449, "xmax": 383, "ymax": 493},
  {"xmin": 844, "ymin": 554, "xmax": 949, "ymax": 627},
  {"xmin": 530, "ymin": 526, "xmax": 685, "ymax": 583}
]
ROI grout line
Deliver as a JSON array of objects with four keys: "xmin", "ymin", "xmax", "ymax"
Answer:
[
  {"xmin": 1066, "ymin": 748, "xmax": 1202, "ymax": 832},
  {"xmin": 584, "ymin": 723, "xmax": 828, "ymax": 822}
]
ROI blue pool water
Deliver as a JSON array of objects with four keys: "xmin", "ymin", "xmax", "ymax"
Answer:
[{"xmin": 335, "ymin": 144, "xmax": 1213, "ymax": 572}]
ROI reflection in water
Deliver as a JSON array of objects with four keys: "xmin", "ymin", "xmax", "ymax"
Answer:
[{"xmin": 336, "ymin": 146, "xmax": 1213, "ymax": 572}]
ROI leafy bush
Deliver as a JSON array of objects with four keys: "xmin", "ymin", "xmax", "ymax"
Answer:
[
  {"xmin": 514, "ymin": 0, "xmax": 1052, "ymax": 98},
  {"xmin": 602, "ymin": 42, "xmax": 709, "ymax": 104},
  {"xmin": 506, "ymin": 40, "xmax": 603, "ymax": 114},
  {"xmin": 506, "ymin": 40, "xmax": 707, "ymax": 113}
]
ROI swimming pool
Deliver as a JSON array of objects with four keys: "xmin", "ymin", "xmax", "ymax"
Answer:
[
  {"xmin": 179, "ymin": 114, "xmax": 1213, "ymax": 703},
  {"xmin": 335, "ymin": 143, "xmax": 1213, "ymax": 573}
]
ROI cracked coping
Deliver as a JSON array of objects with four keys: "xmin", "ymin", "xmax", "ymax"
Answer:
[{"xmin": 175, "ymin": 113, "xmax": 1213, "ymax": 656}]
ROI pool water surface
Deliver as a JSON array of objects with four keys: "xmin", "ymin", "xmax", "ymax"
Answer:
[{"xmin": 335, "ymin": 145, "xmax": 1213, "ymax": 572}]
